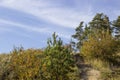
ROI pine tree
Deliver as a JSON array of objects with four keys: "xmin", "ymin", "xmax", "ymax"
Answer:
[
  {"xmin": 89, "ymin": 13, "xmax": 111, "ymax": 32},
  {"xmin": 72, "ymin": 13, "xmax": 112, "ymax": 51},
  {"xmin": 113, "ymin": 16, "xmax": 120, "ymax": 39},
  {"xmin": 72, "ymin": 22, "xmax": 90, "ymax": 50},
  {"xmin": 44, "ymin": 32, "xmax": 77, "ymax": 80}
]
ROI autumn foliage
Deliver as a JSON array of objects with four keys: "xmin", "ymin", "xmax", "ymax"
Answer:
[{"xmin": 0, "ymin": 13, "xmax": 120, "ymax": 80}]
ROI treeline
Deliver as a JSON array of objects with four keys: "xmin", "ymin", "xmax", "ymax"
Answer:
[
  {"xmin": 72, "ymin": 13, "xmax": 120, "ymax": 80},
  {"xmin": 0, "ymin": 13, "xmax": 120, "ymax": 80}
]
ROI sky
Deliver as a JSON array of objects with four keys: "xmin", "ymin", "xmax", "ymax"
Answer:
[{"xmin": 0, "ymin": 0, "xmax": 120, "ymax": 53}]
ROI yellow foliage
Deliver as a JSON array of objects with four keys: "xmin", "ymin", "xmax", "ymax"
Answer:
[
  {"xmin": 10, "ymin": 49, "xmax": 45, "ymax": 80},
  {"xmin": 81, "ymin": 30, "xmax": 117, "ymax": 60}
]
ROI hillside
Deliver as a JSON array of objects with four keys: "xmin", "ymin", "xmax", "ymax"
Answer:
[{"xmin": 0, "ymin": 13, "xmax": 120, "ymax": 80}]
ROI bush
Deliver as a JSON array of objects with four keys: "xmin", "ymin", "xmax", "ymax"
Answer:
[{"xmin": 0, "ymin": 48, "xmax": 44, "ymax": 80}]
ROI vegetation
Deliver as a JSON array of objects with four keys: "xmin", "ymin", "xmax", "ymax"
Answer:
[
  {"xmin": 0, "ymin": 33, "xmax": 78, "ymax": 80},
  {"xmin": 0, "ymin": 13, "xmax": 120, "ymax": 80},
  {"xmin": 43, "ymin": 33, "xmax": 78, "ymax": 80},
  {"xmin": 0, "ymin": 48, "xmax": 44, "ymax": 80},
  {"xmin": 72, "ymin": 13, "xmax": 120, "ymax": 80}
]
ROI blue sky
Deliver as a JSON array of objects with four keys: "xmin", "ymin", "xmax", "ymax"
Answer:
[{"xmin": 0, "ymin": 0, "xmax": 120, "ymax": 53}]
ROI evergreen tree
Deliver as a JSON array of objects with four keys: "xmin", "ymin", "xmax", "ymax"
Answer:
[
  {"xmin": 44, "ymin": 32, "xmax": 77, "ymax": 80},
  {"xmin": 72, "ymin": 13, "xmax": 112, "ymax": 51},
  {"xmin": 113, "ymin": 16, "xmax": 120, "ymax": 39},
  {"xmin": 89, "ymin": 13, "xmax": 111, "ymax": 32},
  {"xmin": 72, "ymin": 22, "xmax": 90, "ymax": 50}
]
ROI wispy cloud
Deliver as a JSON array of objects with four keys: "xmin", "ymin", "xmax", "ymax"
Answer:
[
  {"xmin": 0, "ymin": 19, "xmax": 50, "ymax": 33},
  {"xmin": 0, "ymin": 18, "xmax": 71, "ymax": 39},
  {"xmin": 0, "ymin": 0, "xmax": 94, "ymax": 28}
]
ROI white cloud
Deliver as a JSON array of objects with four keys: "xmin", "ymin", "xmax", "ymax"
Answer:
[
  {"xmin": 0, "ymin": 0, "xmax": 93, "ymax": 28},
  {"xmin": 0, "ymin": 19, "xmax": 50, "ymax": 33},
  {"xmin": 0, "ymin": 0, "xmax": 95, "ymax": 39},
  {"xmin": 0, "ymin": 19, "xmax": 71, "ymax": 39}
]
